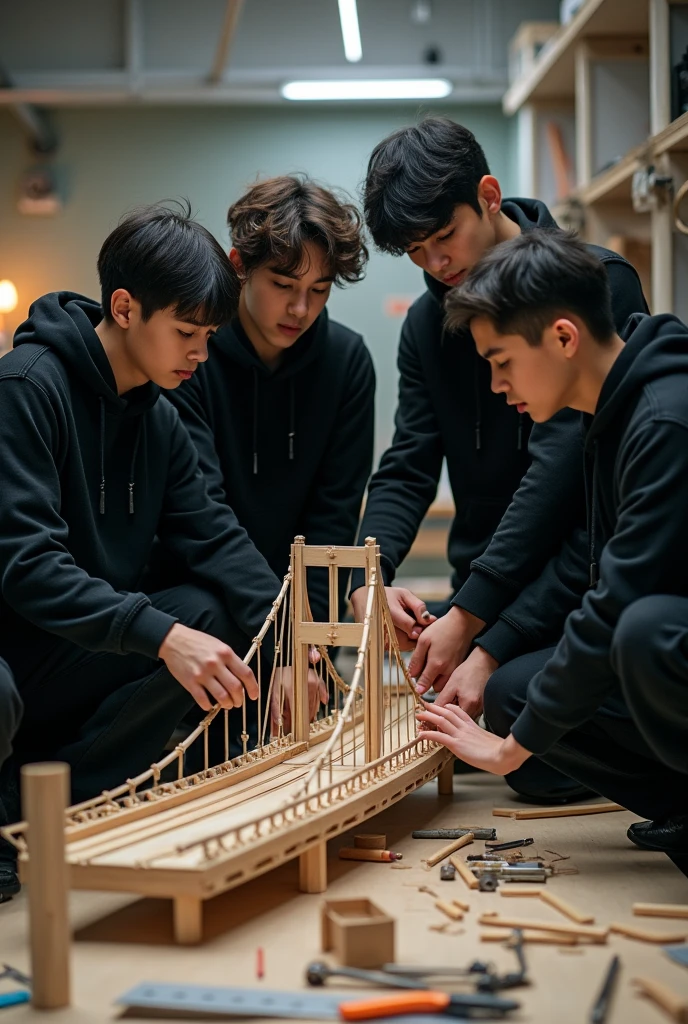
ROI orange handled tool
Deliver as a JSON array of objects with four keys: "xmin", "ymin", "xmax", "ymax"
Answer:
[{"xmin": 339, "ymin": 989, "xmax": 519, "ymax": 1020}]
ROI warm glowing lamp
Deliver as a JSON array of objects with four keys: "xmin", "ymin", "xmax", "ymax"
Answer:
[{"xmin": 0, "ymin": 279, "xmax": 18, "ymax": 356}]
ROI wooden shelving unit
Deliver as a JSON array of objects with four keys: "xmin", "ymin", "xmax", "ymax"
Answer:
[{"xmin": 507, "ymin": 0, "xmax": 688, "ymax": 316}]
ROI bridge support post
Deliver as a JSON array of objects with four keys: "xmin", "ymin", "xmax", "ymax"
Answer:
[
  {"xmin": 364, "ymin": 538, "xmax": 384, "ymax": 763},
  {"xmin": 299, "ymin": 841, "xmax": 327, "ymax": 893},
  {"xmin": 438, "ymin": 758, "xmax": 454, "ymax": 795},
  {"xmin": 291, "ymin": 536, "xmax": 311, "ymax": 744},
  {"xmin": 173, "ymin": 895, "xmax": 203, "ymax": 944}
]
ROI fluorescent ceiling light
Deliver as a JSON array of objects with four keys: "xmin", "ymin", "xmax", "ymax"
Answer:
[
  {"xmin": 338, "ymin": 0, "xmax": 363, "ymax": 62},
  {"xmin": 281, "ymin": 79, "xmax": 453, "ymax": 101}
]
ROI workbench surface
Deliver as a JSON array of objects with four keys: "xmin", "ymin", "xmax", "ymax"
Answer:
[{"xmin": 1, "ymin": 772, "xmax": 687, "ymax": 1023}]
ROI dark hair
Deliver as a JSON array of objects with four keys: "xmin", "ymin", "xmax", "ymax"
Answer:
[
  {"xmin": 228, "ymin": 174, "xmax": 368, "ymax": 285},
  {"xmin": 444, "ymin": 230, "xmax": 615, "ymax": 345},
  {"xmin": 364, "ymin": 116, "xmax": 490, "ymax": 255},
  {"xmin": 98, "ymin": 200, "xmax": 240, "ymax": 325}
]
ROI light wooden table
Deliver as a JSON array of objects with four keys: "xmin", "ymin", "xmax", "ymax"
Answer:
[{"xmin": 1, "ymin": 773, "xmax": 687, "ymax": 1022}]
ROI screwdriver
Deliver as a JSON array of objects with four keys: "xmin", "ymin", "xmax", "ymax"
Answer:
[{"xmin": 338, "ymin": 989, "xmax": 520, "ymax": 1020}]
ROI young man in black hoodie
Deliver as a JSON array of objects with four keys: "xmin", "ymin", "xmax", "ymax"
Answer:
[
  {"xmin": 0, "ymin": 203, "xmax": 284, "ymax": 894},
  {"xmin": 418, "ymin": 231, "xmax": 688, "ymax": 852},
  {"xmin": 165, "ymin": 175, "xmax": 375, "ymax": 733},
  {"xmin": 350, "ymin": 116, "xmax": 647, "ymax": 802}
]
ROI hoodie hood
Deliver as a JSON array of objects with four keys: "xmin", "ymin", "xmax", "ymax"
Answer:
[
  {"xmin": 211, "ymin": 310, "xmax": 329, "ymax": 474},
  {"xmin": 13, "ymin": 291, "xmax": 160, "ymax": 513},
  {"xmin": 589, "ymin": 313, "xmax": 688, "ymax": 443}
]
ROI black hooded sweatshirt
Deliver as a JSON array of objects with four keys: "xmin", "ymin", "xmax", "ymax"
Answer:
[
  {"xmin": 0, "ymin": 293, "xmax": 282, "ymax": 662},
  {"xmin": 351, "ymin": 199, "xmax": 648, "ymax": 646},
  {"xmin": 166, "ymin": 310, "xmax": 375, "ymax": 623},
  {"xmin": 511, "ymin": 313, "xmax": 688, "ymax": 758}
]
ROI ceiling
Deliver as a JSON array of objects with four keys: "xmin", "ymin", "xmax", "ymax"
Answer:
[{"xmin": 0, "ymin": 0, "xmax": 561, "ymax": 107}]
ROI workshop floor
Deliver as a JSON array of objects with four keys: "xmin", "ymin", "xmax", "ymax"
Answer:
[{"xmin": 1, "ymin": 773, "xmax": 687, "ymax": 1023}]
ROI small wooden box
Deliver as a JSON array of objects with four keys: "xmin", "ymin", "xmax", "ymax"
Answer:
[{"xmin": 320, "ymin": 898, "xmax": 395, "ymax": 968}]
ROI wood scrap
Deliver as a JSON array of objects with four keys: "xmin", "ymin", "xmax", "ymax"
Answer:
[
  {"xmin": 477, "ymin": 913, "xmax": 608, "ymax": 943},
  {"xmin": 492, "ymin": 802, "xmax": 623, "ymax": 820},
  {"xmin": 435, "ymin": 900, "xmax": 463, "ymax": 921},
  {"xmin": 480, "ymin": 928, "xmax": 578, "ymax": 946},
  {"xmin": 540, "ymin": 891, "xmax": 595, "ymax": 925},
  {"xmin": 452, "ymin": 898, "xmax": 470, "ymax": 912},
  {"xmin": 611, "ymin": 922, "xmax": 688, "ymax": 944},
  {"xmin": 633, "ymin": 903, "xmax": 688, "ymax": 920},
  {"xmin": 424, "ymin": 832, "xmax": 474, "ymax": 868},
  {"xmin": 500, "ymin": 887, "xmax": 543, "ymax": 898},
  {"xmin": 633, "ymin": 976, "xmax": 688, "ymax": 1023},
  {"xmin": 449, "ymin": 854, "xmax": 479, "ymax": 891}
]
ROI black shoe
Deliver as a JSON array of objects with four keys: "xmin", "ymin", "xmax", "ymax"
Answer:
[
  {"xmin": 0, "ymin": 861, "xmax": 20, "ymax": 900},
  {"xmin": 513, "ymin": 785, "xmax": 597, "ymax": 806},
  {"xmin": 627, "ymin": 813, "xmax": 688, "ymax": 854}
]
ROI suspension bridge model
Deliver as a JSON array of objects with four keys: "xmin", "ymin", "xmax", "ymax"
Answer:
[{"xmin": 5, "ymin": 538, "xmax": 453, "ymax": 945}]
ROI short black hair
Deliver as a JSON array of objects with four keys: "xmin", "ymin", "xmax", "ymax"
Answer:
[
  {"xmin": 364, "ymin": 116, "xmax": 490, "ymax": 255},
  {"xmin": 98, "ymin": 200, "xmax": 240, "ymax": 325},
  {"xmin": 228, "ymin": 174, "xmax": 367, "ymax": 285},
  {"xmin": 445, "ymin": 230, "xmax": 615, "ymax": 345}
]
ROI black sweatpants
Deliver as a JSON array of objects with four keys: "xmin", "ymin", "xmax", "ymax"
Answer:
[
  {"xmin": 484, "ymin": 595, "xmax": 688, "ymax": 820},
  {"xmin": 1, "ymin": 584, "xmax": 253, "ymax": 817}
]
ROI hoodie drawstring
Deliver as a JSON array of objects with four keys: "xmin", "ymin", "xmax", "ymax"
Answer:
[
  {"xmin": 288, "ymin": 379, "xmax": 295, "ymax": 461},
  {"xmin": 252, "ymin": 367, "xmax": 259, "ymax": 475},
  {"xmin": 128, "ymin": 422, "xmax": 143, "ymax": 514},
  {"xmin": 588, "ymin": 440, "xmax": 599, "ymax": 588},
  {"xmin": 517, "ymin": 413, "xmax": 524, "ymax": 451},
  {"xmin": 99, "ymin": 397, "xmax": 106, "ymax": 515},
  {"xmin": 472, "ymin": 353, "xmax": 482, "ymax": 451},
  {"xmin": 98, "ymin": 397, "xmax": 143, "ymax": 515}
]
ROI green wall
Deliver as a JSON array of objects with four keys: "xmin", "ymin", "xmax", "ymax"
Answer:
[{"xmin": 0, "ymin": 104, "xmax": 515, "ymax": 461}]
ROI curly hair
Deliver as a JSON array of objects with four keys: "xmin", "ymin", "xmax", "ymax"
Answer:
[{"xmin": 228, "ymin": 174, "xmax": 368, "ymax": 286}]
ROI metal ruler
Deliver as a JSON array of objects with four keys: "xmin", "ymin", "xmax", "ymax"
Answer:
[{"xmin": 116, "ymin": 982, "xmax": 448, "ymax": 1022}]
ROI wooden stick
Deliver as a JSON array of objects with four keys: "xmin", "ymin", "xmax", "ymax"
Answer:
[
  {"xmin": 424, "ymin": 832, "xmax": 474, "ymax": 867},
  {"xmin": 435, "ymin": 900, "xmax": 464, "ymax": 921},
  {"xmin": 22, "ymin": 762, "xmax": 71, "ymax": 1009},
  {"xmin": 500, "ymin": 887, "xmax": 543, "ymax": 897},
  {"xmin": 339, "ymin": 848, "xmax": 399, "ymax": 862},
  {"xmin": 611, "ymin": 922, "xmax": 688, "ymax": 944},
  {"xmin": 492, "ymin": 802, "xmax": 624, "ymax": 820},
  {"xmin": 452, "ymin": 898, "xmax": 470, "ymax": 912},
  {"xmin": 540, "ymin": 891, "xmax": 595, "ymax": 924},
  {"xmin": 480, "ymin": 928, "xmax": 578, "ymax": 946},
  {"xmin": 449, "ymin": 854, "xmax": 479, "ymax": 890},
  {"xmin": 633, "ymin": 977, "xmax": 688, "ymax": 1023},
  {"xmin": 633, "ymin": 903, "xmax": 688, "ymax": 920},
  {"xmin": 477, "ymin": 913, "xmax": 608, "ymax": 943}
]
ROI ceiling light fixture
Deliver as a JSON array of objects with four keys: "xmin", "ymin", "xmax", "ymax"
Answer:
[
  {"xmin": 281, "ymin": 78, "xmax": 452, "ymax": 101},
  {"xmin": 338, "ymin": 0, "xmax": 363, "ymax": 62}
]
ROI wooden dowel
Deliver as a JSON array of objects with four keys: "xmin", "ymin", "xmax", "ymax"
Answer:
[
  {"xmin": 22, "ymin": 762, "xmax": 71, "ymax": 1009},
  {"xmin": 449, "ymin": 854, "xmax": 479, "ymax": 890},
  {"xmin": 633, "ymin": 977, "xmax": 688, "ymax": 1023},
  {"xmin": 633, "ymin": 903, "xmax": 688, "ymax": 920},
  {"xmin": 500, "ymin": 887, "xmax": 543, "ymax": 897},
  {"xmin": 435, "ymin": 900, "xmax": 464, "ymax": 921},
  {"xmin": 477, "ymin": 913, "xmax": 608, "ymax": 943},
  {"xmin": 480, "ymin": 928, "xmax": 578, "ymax": 946},
  {"xmin": 540, "ymin": 891, "xmax": 595, "ymax": 925},
  {"xmin": 492, "ymin": 802, "xmax": 624, "ymax": 820},
  {"xmin": 611, "ymin": 922, "xmax": 688, "ymax": 944},
  {"xmin": 452, "ymin": 898, "xmax": 470, "ymax": 912},
  {"xmin": 425, "ymin": 832, "xmax": 474, "ymax": 868}
]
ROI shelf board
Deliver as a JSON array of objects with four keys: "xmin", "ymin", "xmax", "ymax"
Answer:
[
  {"xmin": 579, "ymin": 146, "xmax": 646, "ymax": 204},
  {"xmin": 652, "ymin": 110, "xmax": 688, "ymax": 154},
  {"xmin": 503, "ymin": 0, "xmax": 649, "ymax": 115}
]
